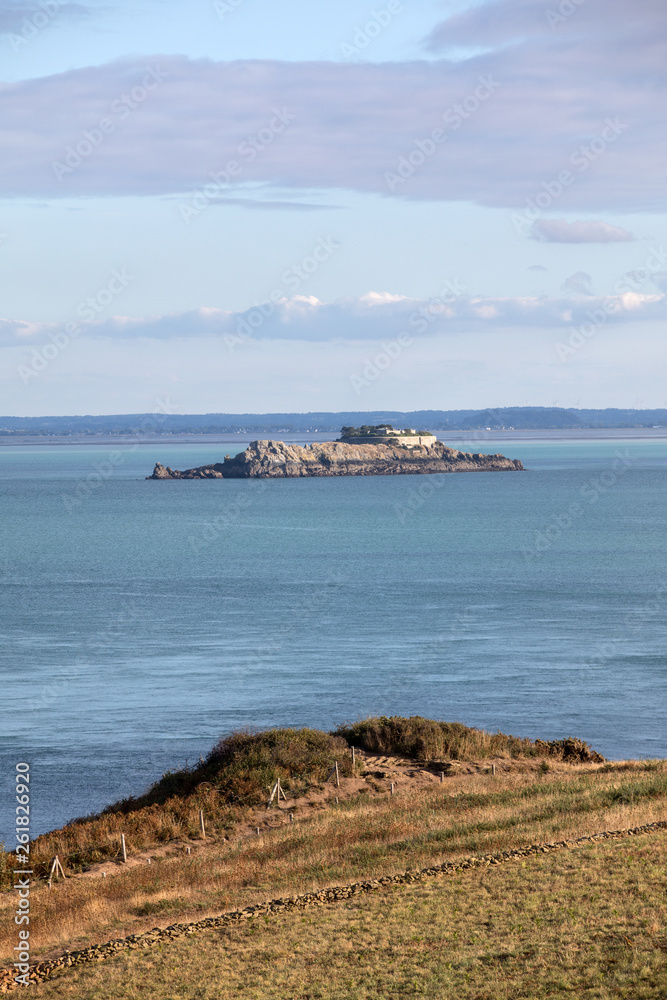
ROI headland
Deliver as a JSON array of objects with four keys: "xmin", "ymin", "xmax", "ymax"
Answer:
[{"xmin": 1, "ymin": 717, "xmax": 665, "ymax": 998}]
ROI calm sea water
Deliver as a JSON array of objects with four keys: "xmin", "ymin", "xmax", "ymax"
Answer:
[{"xmin": 2, "ymin": 433, "xmax": 666, "ymax": 840}]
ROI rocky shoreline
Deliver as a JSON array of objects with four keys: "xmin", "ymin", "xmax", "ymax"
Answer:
[{"xmin": 147, "ymin": 439, "xmax": 524, "ymax": 479}]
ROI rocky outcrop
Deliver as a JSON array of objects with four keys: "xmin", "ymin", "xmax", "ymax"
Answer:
[
  {"xmin": 147, "ymin": 440, "xmax": 524, "ymax": 479},
  {"xmin": 149, "ymin": 462, "xmax": 226, "ymax": 479}
]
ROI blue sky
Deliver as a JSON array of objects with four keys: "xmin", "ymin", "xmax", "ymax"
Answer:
[{"xmin": 1, "ymin": 0, "xmax": 666, "ymax": 415}]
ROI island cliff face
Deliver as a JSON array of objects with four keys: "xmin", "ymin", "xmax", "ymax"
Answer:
[{"xmin": 147, "ymin": 440, "xmax": 524, "ymax": 479}]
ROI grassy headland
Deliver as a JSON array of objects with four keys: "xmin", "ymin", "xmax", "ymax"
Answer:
[
  {"xmin": 1, "ymin": 718, "xmax": 665, "ymax": 996},
  {"xmin": 0, "ymin": 718, "xmax": 600, "ymax": 888}
]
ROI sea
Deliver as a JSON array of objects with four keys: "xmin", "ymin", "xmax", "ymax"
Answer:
[{"xmin": 1, "ymin": 430, "xmax": 666, "ymax": 842}]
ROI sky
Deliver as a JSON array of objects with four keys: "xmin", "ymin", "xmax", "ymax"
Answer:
[{"xmin": 0, "ymin": 0, "xmax": 665, "ymax": 416}]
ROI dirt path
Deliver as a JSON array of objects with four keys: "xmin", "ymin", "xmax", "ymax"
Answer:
[{"xmin": 69, "ymin": 751, "xmax": 603, "ymax": 882}]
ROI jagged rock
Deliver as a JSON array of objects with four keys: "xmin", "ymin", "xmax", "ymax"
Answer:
[
  {"xmin": 146, "ymin": 440, "xmax": 524, "ymax": 480},
  {"xmin": 149, "ymin": 463, "xmax": 175, "ymax": 479}
]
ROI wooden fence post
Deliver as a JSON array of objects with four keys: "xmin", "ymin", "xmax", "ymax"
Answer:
[
  {"xmin": 440, "ymin": 771, "xmax": 444, "ymax": 783},
  {"xmin": 49, "ymin": 856, "xmax": 66, "ymax": 882},
  {"xmin": 267, "ymin": 777, "xmax": 288, "ymax": 808},
  {"xmin": 390, "ymin": 782, "xmax": 394, "ymax": 796},
  {"xmin": 351, "ymin": 746, "xmax": 356, "ymax": 770},
  {"xmin": 492, "ymin": 764, "xmax": 496, "ymax": 776},
  {"xmin": 121, "ymin": 834, "xmax": 127, "ymax": 864},
  {"xmin": 335, "ymin": 761, "xmax": 340, "ymax": 788}
]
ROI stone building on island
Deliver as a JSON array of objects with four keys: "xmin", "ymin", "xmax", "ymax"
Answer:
[{"xmin": 338, "ymin": 424, "xmax": 438, "ymax": 448}]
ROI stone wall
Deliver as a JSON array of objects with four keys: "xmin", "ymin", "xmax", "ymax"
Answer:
[{"xmin": 2, "ymin": 819, "xmax": 664, "ymax": 992}]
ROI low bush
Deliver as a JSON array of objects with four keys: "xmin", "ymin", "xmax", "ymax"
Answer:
[
  {"xmin": 204, "ymin": 727, "xmax": 351, "ymax": 803},
  {"xmin": 534, "ymin": 737, "xmax": 604, "ymax": 763},
  {"xmin": 335, "ymin": 716, "xmax": 604, "ymax": 763}
]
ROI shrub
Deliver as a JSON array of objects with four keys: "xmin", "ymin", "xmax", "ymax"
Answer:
[
  {"xmin": 204, "ymin": 727, "xmax": 352, "ymax": 805},
  {"xmin": 334, "ymin": 717, "xmax": 604, "ymax": 764},
  {"xmin": 534, "ymin": 737, "xmax": 604, "ymax": 764}
]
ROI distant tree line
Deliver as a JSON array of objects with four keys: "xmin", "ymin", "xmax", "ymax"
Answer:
[
  {"xmin": 3, "ymin": 408, "xmax": 667, "ymax": 436},
  {"xmin": 340, "ymin": 424, "xmax": 394, "ymax": 437}
]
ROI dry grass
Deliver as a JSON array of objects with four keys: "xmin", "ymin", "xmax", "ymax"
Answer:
[
  {"xmin": 1, "ymin": 761, "xmax": 665, "ymax": 968},
  {"xmin": 0, "ymin": 720, "xmax": 599, "ymax": 890},
  {"xmin": 0, "ymin": 728, "xmax": 352, "ymax": 887},
  {"xmin": 27, "ymin": 831, "xmax": 667, "ymax": 999},
  {"xmin": 336, "ymin": 715, "xmax": 604, "ymax": 763}
]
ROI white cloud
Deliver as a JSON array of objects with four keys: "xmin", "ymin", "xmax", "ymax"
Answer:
[
  {"xmin": 530, "ymin": 219, "xmax": 635, "ymax": 243},
  {"xmin": 0, "ymin": 0, "xmax": 665, "ymax": 211},
  {"xmin": 2, "ymin": 288, "xmax": 665, "ymax": 349},
  {"xmin": 0, "ymin": 0, "xmax": 94, "ymax": 34},
  {"xmin": 561, "ymin": 272, "xmax": 593, "ymax": 295},
  {"xmin": 426, "ymin": 0, "xmax": 665, "ymax": 53}
]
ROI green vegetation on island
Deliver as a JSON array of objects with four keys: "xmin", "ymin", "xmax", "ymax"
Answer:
[{"xmin": 339, "ymin": 424, "xmax": 433, "ymax": 439}]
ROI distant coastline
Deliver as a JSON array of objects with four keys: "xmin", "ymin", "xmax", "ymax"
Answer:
[
  {"xmin": 2, "ymin": 405, "xmax": 667, "ymax": 441},
  {"xmin": 3, "ymin": 427, "xmax": 667, "ymax": 447}
]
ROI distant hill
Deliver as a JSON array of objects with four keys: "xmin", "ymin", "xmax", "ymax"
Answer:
[
  {"xmin": 459, "ymin": 407, "xmax": 667, "ymax": 429},
  {"xmin": 459, "ymin": 407, "xmax": 583, "ymax": 430},
  {"xmin": 0, "ymin": 407, "xmax": 666, "ymax": 436}
]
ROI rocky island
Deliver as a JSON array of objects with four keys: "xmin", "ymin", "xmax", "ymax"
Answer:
[{"xmin": 147, "ymin": 425, "xmax": 524, "ymax": 479}]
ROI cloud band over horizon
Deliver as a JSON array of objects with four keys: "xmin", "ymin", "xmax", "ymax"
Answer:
[{"xmin": 3, "ymin": 285, "xmax": 666, "ymax": 350}]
